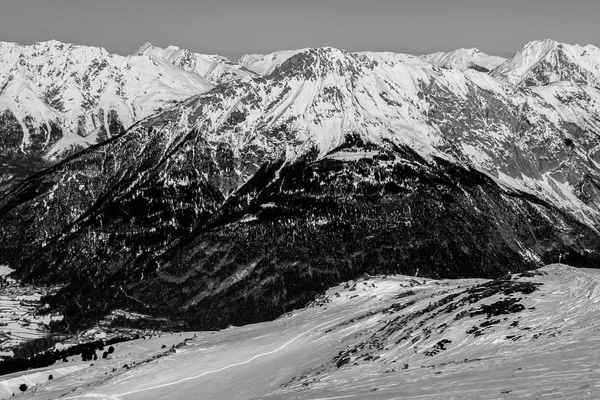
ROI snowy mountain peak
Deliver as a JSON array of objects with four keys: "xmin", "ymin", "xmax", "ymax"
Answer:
[
  {"xmin": 492, "ymin": 39, "xmax": 600, "ymax": 86},
  {"xmin": 448, "ymin": 47, "xmax": 484, "ymax": 55},
  {"xmin": 243, "ymin": 46, "xmax": 378, "ymax": 81},
  {"xmin": 136, "ymin": 43, "xmax": 230, "ymax": 64},
  {"xmin": 28, "ymin": 40, "xmax": 111, "ymax": 58},
  {"xmin": 523, "ymin": 38, "xmax": 559, "ymax": 50},
  {"xmin": 270, "ymin": 47, "xmax": 354, "ymax": 75},
  {"xmin": 238, "ymin": 49, "xmax": 301, "ymax": 74},
  {"xmin": 0, "ymin": 39, "xmax": 214, "ymax": 161},
  {"xmin": 132, "ymin": 42, "xmax": 250, "ymax": 85},
  {"xmin": 511, "ymin": 39, "xmax": 560, "ymax": 64},
  {"xmin": 237, "ymin": 46, "xmax": 368, "ymax": 77},
  {"xmin": 132, "ymin": 41, "xmax": 155, "ymax": 55},
  {"xmin": 421, "ymin": 47, "xmax": 506, "ymax": 71}
]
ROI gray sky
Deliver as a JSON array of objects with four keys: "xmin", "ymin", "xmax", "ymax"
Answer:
[{"xmin": 1, "ymin": 0, "xmax": 599, "ymax": 60}]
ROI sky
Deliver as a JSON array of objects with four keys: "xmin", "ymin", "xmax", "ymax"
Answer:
[{"xmin": 0, "ymin": 0, "xmax": 599, "ymax": 60}]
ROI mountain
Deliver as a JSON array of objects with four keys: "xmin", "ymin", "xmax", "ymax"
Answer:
[
  {"xmin": 131, "ymin": 42, "xmax": 253, "ymax": 84},
  {"xmin": 0, "ymin": 40, "xmax": 214, "ymax": 188},
  {"xmin": 492, "ymin": 39, "xmax": 600, "ymax": 86},
  {"xmin": 421, "ymin": 48, "xmax": 506, "ymax": 72},
  {"xmin": 15, "ymin": 265, "xmax": 600, "ymax": 399},
  {"xmin": 140, "ymin": 46, "xmax": 600, "ymax": 222},
  {"xmin": 238, "ymin": 49, "xmax": 314, "ymax": 75},
  {"xmin": 2, "ymin": 42, "xmax": 600, "ymax": 332}
]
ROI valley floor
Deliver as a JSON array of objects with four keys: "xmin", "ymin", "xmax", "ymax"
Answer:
[
  {"xmin": 7, "ymin": 264, "xmax": 600, "ymax": 399},
  {"xmin": 0, "ymin": 266, "xmax": 60, "ymax": 359}
]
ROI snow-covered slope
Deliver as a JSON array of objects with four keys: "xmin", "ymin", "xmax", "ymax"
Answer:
[
  {"xmin": 4, "ymin": 39, "xmax": 600, "ymax": 223},
  {"xmin": 238, "ymin": 49, "xmax": 308, "ymax": 75},
  {"xmin": 2, "ymin": 40, "xmax": 600, "ymax": 341},
  {"xmin": 131, "ymin": 43, "xmax": 253, "ymax": 84},
  {"xmin": 130, "ymin": 45, "xmax": 600, "ymax": 224},
  {"xmin": 492, "ymin": 39, "xmax": 600, "ymax": 86},
  {"xmin": 15, "ymin": 264, "xmax": 600, "ymax": 399},
  {"xmin": 0, "ymin": 40, "xmax": 214, "ymax": 161},
  {"xmin": 421, "ymin": 48, "xmax": 506, "ymax": 71}
]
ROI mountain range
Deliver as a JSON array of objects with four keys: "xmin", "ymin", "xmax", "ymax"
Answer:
[{"xmin": 0, "ymin": 38, "xmax": 599, "ymax": 333}]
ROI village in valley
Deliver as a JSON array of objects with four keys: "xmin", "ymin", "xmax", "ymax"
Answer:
[
  {"xmin": 0, "ymin": 266, "xmax": 57, "ymax": 360},
  {"xmin": 0, "ymin": 265, "xmax": 184, "ymax": 361}
]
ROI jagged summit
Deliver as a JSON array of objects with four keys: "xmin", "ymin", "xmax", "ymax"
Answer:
[
  {"xmin": 0, "ymin": 39, "xmax": 214, "ymax": 165},
  {"xmin": 132, "ymin": 41, "xmax": 155, "ymax": 55},
  {"xmin": 238, "ymin": 48, "xmax": 310, "ymax": 75},
  {"xmin": 492, "ymin": 38, "xmax": 600, "ymax": 86},
  {"xmin": 132, "ymin": 41, "xmax": 230, "ymax": 61},
  {"xmin": 133, "ymin": 42, "xmax": 250, "ymax": 85},
  {"xmin": 421, "ymin": 47, "xmax": 506, "ymax": 71},
  {"xmin": 28, "ymin": 39, "xmax": 115, "ymax": 60},
  {"xmin": 525, "ymin": 37, "xmax": 559, "ymax": 47}
]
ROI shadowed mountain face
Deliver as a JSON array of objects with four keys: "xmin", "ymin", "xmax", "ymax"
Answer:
[
  {"xmin": 136, "ymin": 143, "xmax": 600, "ymax": 330},
  {"xmin": 1, "ymin": 137, "xmax": 598, "ymax": 331},
  {"xmin": 1, "ymin": 40, "xmax": 600, "ymax": 331}
]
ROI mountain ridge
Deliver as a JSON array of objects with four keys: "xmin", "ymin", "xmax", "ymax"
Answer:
[
  {"xmin": 492, "ymin": 39, "xmax": 600, "ymax": 86},
  {"xmin": 0, "ymin": 37, "xmax": 591, "ymax": 165},
  {"xmin": 0, "ymin": 39, "xmax": 215, "ymax": 188},
  {"xmin": 1, "ymin": 37, "xmax": 600, "ymax": 332},
  {"xmin": 420, "ymin": 47, "xmax": 506, "ymax": 72}
]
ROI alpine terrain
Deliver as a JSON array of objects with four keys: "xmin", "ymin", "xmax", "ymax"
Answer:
[
  {"xmin": 0, "ymin": 38, "xmax": 599, "ymax": 398},
  {"xmin": 0, "ymin": 40, "xmax": 214, "ymax": 188},
  {"xmin": 9, "ymin": 265, "xmax": 600, "ymax": 399}
]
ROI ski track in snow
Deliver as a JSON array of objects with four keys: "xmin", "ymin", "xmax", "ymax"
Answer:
[
  {"xmin": 63, "ymin": 316, "xmax": 344, "ymax": 400},
  {"xmin": 11, "ymin": 266, "xmax": 600, "ymax": 399}
]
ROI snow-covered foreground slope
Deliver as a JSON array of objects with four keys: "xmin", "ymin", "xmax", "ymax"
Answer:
[{"xmin": 13, "ymin": 264, "xmax": 600, "ymax": 399}]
